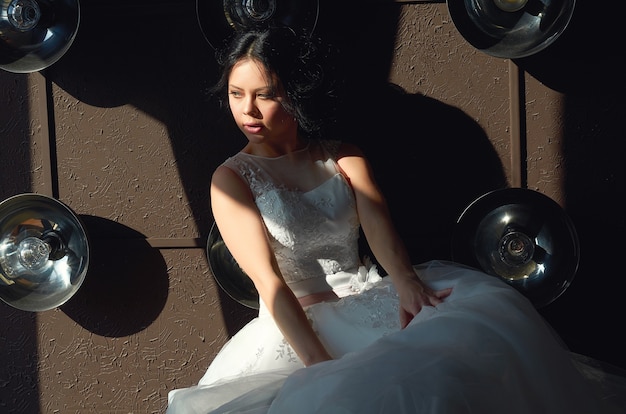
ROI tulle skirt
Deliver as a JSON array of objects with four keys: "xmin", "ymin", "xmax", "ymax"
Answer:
[{"xmin": 167, "ymin": 261, "xmax": 621, "ymax": 414}]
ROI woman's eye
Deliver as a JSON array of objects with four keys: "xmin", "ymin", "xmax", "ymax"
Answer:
[
  {"xmin": 229, "ymin": 91, "xmax": 242, "ymax": 98},
  {"xmin": 258, "ymin": 91, "xmax": 275, "ymax": 99}
]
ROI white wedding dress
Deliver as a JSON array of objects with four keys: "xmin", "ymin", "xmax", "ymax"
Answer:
[{"xmin": 167, "ymin": 140, "xmax": 623, "ymax": 413}]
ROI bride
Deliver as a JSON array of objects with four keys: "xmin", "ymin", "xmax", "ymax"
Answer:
[{"xmin": 167, "ymin": 28, "xmax": 622, "ymax": 413}]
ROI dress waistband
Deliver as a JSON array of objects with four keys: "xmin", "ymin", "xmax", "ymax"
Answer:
[
  {"xmin": 298, "ymin": 291, "xmax": 340, "ymax": 308},
  {"xmin": 258, "ymin": 264, "xmax": 382, "ymax": 317},
  {"xmin": 287, "ymin": 269, "xmax": 356, "ymax": 299}
]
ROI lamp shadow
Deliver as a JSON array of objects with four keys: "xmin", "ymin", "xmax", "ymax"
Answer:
[
  {"xmin": 513, "ymin": 0, "xmax": 625, "ymax": 96},
  {"xmin": 61, "ymin": 215, "xmax": 169, "ymax": 337},
  {"xmin": 339, "ymin": 83, "xmax": 508, "ymax": 265}
]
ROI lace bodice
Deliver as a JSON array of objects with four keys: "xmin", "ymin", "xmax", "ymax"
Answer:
[{"xmin": 222, "ymin": 140, "xmax": 361, "ymax": 296}]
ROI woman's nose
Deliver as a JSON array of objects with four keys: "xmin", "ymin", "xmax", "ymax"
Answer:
[{"xmin": 243, "ymin": 98, "xmax": 259, "ymax": 117}]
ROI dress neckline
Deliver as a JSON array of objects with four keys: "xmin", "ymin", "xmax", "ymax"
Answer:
[{"xmin": 238, "ymin": 140, "xmax": 311, "ymax": 160}]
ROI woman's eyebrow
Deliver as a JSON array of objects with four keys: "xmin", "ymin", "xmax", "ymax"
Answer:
[{"xmin": 228, "ymin": 84, "xmax": 273, "ymax": 93}]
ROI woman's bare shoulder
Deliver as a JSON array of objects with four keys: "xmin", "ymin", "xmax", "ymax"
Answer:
[
  {"xmin": 212, "ymin": 163, "xmax": 238, "ymax": 181},
  {"xmin": 211, "ymin": 163, "xmax": 253, "ymax": 202}
]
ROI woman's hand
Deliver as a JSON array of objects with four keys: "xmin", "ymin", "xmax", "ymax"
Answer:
[{"xmin": 394, "ymin": 275, "xmax": 453, "ymax": 328}]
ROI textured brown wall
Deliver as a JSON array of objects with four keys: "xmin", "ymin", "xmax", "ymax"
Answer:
[{"xmin": 1, "ymin": 0, "xmax": 624, "ymax": 412}]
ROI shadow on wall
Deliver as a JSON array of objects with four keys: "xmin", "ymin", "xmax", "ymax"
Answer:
[
  {"xmin": 0, "ymin": 306, "xmax": 39, "ymax": 412},
  {"xmin": 316, "ymin": 2, "xmax": 508, "ymax": 263},
  {"xmin": 0, "ymin": 73, "xmax": 39, "ymax": 413},
  {"xmin": 514, "ymin": 0, "xmax": 625, "ymax": 97},
  {"xmin": 61, "ymin": 216, "xmax": 169, "ymax": 337},
  {"xmin": 0, "ymin": 74, "xmax": 33, "ymax": 198},
  {"xmin": 514, "ymin": 0, "xmax": 626, "ymax": 369},
  {"xmin": 347, "ymin": 84, "xmax": 508, "ymax": 264}
]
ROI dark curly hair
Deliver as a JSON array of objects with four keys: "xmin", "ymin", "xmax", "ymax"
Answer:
[{"xmin": 212, "ymin": 27, "xmax": 337, "ymax": 137}]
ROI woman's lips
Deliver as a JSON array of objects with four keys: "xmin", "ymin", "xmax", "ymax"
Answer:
[{"xmin": 244, "ymin": 124, "xmax": 263, "ymax": 134}]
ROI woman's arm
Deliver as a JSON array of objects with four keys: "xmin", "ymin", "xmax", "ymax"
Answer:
[
  {"xmin": 336, "ymin": 143, "xmax": 452, "ymax": 328},
  {"xmin": 210, "ymin": 165, "xmax": 333, "ymax": 366}
]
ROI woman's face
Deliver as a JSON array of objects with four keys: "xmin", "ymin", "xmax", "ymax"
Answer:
[{"xmin": 228, "ymin": 58, "xmax": 298, "ymax": 146}]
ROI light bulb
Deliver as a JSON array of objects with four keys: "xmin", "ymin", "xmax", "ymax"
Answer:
[
  {"xmin": 7, "ymin": 0, "xmax": 42, "ymax": 31},
  {"xmin": 493, "ymin": 0, "xmax": 528, "ymax": 12},
  {"xmin": 18, "ymin": 236, "xmax": 52, "ymax": 271}
]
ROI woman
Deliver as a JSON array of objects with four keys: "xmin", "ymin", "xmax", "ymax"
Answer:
[{"xmin": 167, "ymin": 28, "xmax": 615, "ymax": 413}]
